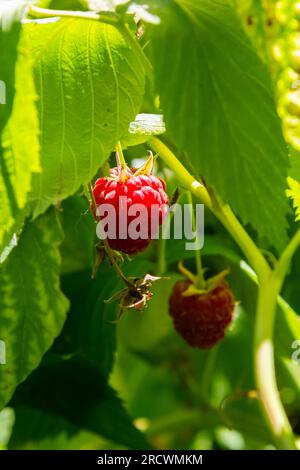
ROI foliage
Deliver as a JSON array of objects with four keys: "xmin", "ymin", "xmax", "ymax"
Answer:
[{"xmin": 0, "ymin": 0, "xmax": 300, "ymax": 451}]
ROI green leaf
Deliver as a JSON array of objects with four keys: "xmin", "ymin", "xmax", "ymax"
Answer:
[
  {"xmin": 147, "ymin": 0, "xmax": 289, "ymax": 251},
  {"xmin": 59, "ymin": 258, "xmax": 151, "ymax": 378},
  {"xmin": 287, "ymin": 149, "xmax": 300, "ymax": 222},
  {"xmin": 0, "ymin": 209, "xmax": 69, "ymax": 411},
  {"xmin": 0, "ymin": 34, "xmax": 40, "ymax": 252},
  {"xmin": 0, "ymin": 408, "xmax": 14, "ymax": 448},
  {"xmin": 8, "ymin": 406, "xmax": 77, "ymax": 449},
  {"xmin": 41, "ymin": 0, "xmax": 87, "ymax": 9},
  {"xmin": 289, "ymin": 148, "xmax": 300, "ymax": 182},
  {"xmin": 60, "ymin": 268, "xmax": 118, "ymax": 379},
  {"xmin": 11, "ymin": 356, "xmax": 151, "ymax": 449},
  {"xmin": 9, "ymin": 406, "xmax": 117, "ymax": 450},
  {"xmin": 23, "ymin": 17, "xmax": 145, "ymax": 217},
  {"xmin": 0, "ymin": 2, "xmax": 40, "ymax": 252},
  {"xmin": 60, "ymin": 195, "xmax": 95, "ymax": 275},
  {"xmin": 287, "ymin": 176, "xmax": 300, "ymax": 222},
  {"xmin": 0, "ymin": 0, "xmax": 28, "ymax": 130},
  {"xmin": 231, "ymin": 0, "xmax": 268, "ymax": 62}
]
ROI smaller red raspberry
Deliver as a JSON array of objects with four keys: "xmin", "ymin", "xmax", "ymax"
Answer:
[{"xmin": 169, "ymin": 279, "xmax": 235, "ymax": 349}]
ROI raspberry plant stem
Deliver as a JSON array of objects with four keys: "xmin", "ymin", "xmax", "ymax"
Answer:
[
  {"xmin": 254, "ymin": 227, "xmax": 300, "ymax": 450},
  {"xmin": 148, "ymin": 136, "xmax": 297, "ymax": 449},
  {"xmin": 149, "ymin": 138, "xmax": 214, "ymax": 211},
  {"xmin": 215, "ymin": 204, "xmax": 270, "ymax": 283},
  {"xmin": 149, "ymin": 137, "xmax": 270, "ymax": 282},
  {"xmin": 115, "ymin": 142, "xmax": 127, "ymax": 171},
  {"xmin": 199, "ymin": 346, "xmax": 219, "ymax": 403},
  {"xmin": 103, "ymin": 239, "xmax": 135, "ymax": 290},
  {"xmin": 29, "ymin": 5, "xmax": 117, "ymax": 23},
  {"xmin": 187, "ymin": 191, "xmax": 205, "ymax": 289},
  {"xmin": 88, "ymin": 182, "xmax": 97, "ymax": 217},
  {"xmin": 157, "ymin": 190, "xmax": 183, "ymax": 276},
  {"xmin": 157, "ymin": 235, "xmax": 167, "ymax": 277},
  {"xmin": 255, "ymin": 276, "xmax": 297, "ymax": 450},
  {"xmin": 275, "ymin": 227, "xmax": 300, "ymax": 282}
]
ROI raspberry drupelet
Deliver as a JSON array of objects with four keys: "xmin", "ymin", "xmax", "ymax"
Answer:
[{"xmin": 92, "ymin": 162, "xmax": 169, "ymax": 254}]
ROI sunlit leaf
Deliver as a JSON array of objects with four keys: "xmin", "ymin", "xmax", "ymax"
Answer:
[
  {"xmin": 22, "ymin": 17, "xmax": 145, "ymax": 217},
  {"xmin": 0, "ymin": 2, "xmax": 40, "ymax": 252}
]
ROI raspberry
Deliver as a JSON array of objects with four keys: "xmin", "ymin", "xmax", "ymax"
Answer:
[
  {"xmin": 169, "ymin": 279, "xmax": 235, "ymax": 349},
  {"xmin": 92, "ymin": 167, "xmax": 168, "ymax": 254}
]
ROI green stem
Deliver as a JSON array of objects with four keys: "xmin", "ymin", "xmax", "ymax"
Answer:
[
  {"xmin": 216, "ymin": 204, "xmax": 270, "ymax": 283},
  {"xmin": 254, "ymin": 227, "xmax": 300, "ymax": 450},
  {"xmin": 103, "ymin": 239, "xmax": 135, "ymax": 289},
  {"xmin": 115, "ymin": 141, "xmax": 127, "ymax": 170},
  {"xmin": 88, "ymin": 182, "xmax": 97, "ymax": 217},
  {"xmin": 157, "ymin": 189, "xmax": 183, "ymax": 276},
  {"xmin": 274, "ymin": 227, "xmax": 300, "ymax": 281},
  {"xmin": 254, "ymin": 275, "xmax": 297, "ymax": 449},
  {"xmin": 149, "ymin": 137, "xmax": 213, "ymax": 210},
  {"xmin": 156, "ymin": 237, "xmax": 167, "ymax": 276},
  {"xmin": 28, "ymin": 5, "xmax": 117, "ymax": 23},
  {"xmin": 200, "ymin": 346, "xmax": 219, "ymax": 403},
  {"xmin": 149, "ymin": 137, "xmax": 270, "ymax": 282},
  {"xmin": 156, "ymin": 199, "xmax": 174, "ymax": 276},
  {"xmin": 187, "ymin": 191, "xmax": 205, "ymax": 289}
]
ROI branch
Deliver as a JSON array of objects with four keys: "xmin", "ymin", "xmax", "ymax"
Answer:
[
  {"xmin": 28, "ymin": 5, "xmax": 116, "ymax": 23},
  {"xmin": 149, "ymin": 137, "xmax": 270, "ymax": 282}
]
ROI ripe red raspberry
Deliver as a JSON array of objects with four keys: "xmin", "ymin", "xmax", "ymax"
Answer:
[
  {"xmin": 169, "ymin": 279, "xmax": 234, "ymax": 349},
  {"xmin": 92, "ymin": 168, "xmax": 168, "ymax": 254}
]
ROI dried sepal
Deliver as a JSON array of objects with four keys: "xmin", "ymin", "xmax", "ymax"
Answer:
[{"xmin": 105, "ymin": 273, "xmax": 164, "ymax": 320}]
